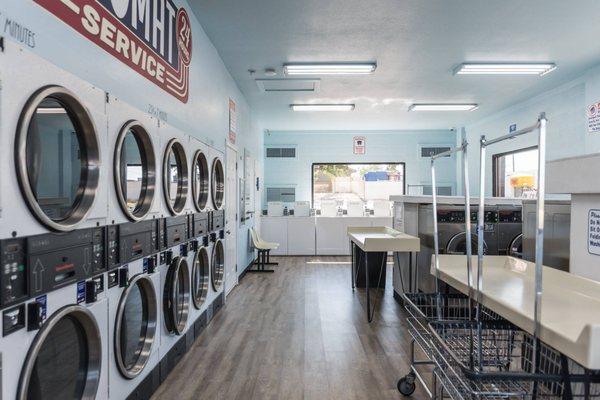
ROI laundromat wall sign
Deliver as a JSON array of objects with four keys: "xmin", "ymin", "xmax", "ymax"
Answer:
[{"xmin": 34, "ymin": 0, "xmax": 192, "ymax": 103}]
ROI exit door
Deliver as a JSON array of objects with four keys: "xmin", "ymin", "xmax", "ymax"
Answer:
[{"xmin": 224, "ymin": 144, "xmax": 238, "ymax": 295}]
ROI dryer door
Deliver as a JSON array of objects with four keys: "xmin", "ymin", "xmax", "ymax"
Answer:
[
  {"xmin": 211, "ymin": 239, "xmax": 225, "ymax": 291},
  {"xmin": 164, "ymin": 257, "xmax": 190, "ymax": 334},
  {"xmin": 445, "ymin": 232, "xmax": 487, "ymax": 255},
  {"xmin": 162, "ymin": 139, "xmax": 189, "ymax": 215},
  {"xmin": 115, "ymin": 274, "xmax": 158, "ymax": 379},
  {"xmin": 18, "ymin": 305, "xmax": 102, "ymax": 400},
  {"xmin": 192, "ymin": 151, "xmax": 209, "ymax": 212},
  {"xmin": 192, "ymin": 247, "xmax": 209, "ymax": 309},
  {"xmin": 509, "ymin": 234, "xmax": 523, "ymax": 259},
  {"xmin": 16, "ymin": 86, "xmax": 100, "ymax": 231},
  {"xmin": 211, "ymin": 158, "xmax": 224, "ymax": 210}
]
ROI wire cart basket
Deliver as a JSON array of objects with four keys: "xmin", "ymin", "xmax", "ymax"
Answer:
[
  {"xmin": 397, "ymin": 137, "xmax": 493, "ymax": 398},
  {"xmin": 425, "ymin": 113, "xmax": 600, "ymax": 399}
]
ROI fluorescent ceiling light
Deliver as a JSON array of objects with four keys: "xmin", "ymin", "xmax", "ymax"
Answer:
[
  {"xmin": 284, "ymin": 63, "xmax": 376, "ymax": 75},
  {"xmin": 408, "ymin": 104, "xmax": 478, "ymax": 111},
  {"xmin": 455, "ymin": 63, "xmax": 556, "ymax": 76},
  {"xmin": 291, "ymin": 104, "xmax": 355, "ymax": 112}
]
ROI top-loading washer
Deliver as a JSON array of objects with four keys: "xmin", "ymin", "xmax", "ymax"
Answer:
[
  {"xmin": 0, "ymin": 227, "xmax": 109, "ymax": 400},
  {"xmin": 497, "ymin": 205, "xmax": 523, "ymax": 258},
  {"xmin": 0, "ymin": 42, "xmax": 108, "ymax": 239},
  {"xmin": 107, "ymin": 95, "xmax": 161, "ymax": 225},
  {"xmin": 416, "ymin": 205, "xmax": 499, "ymax": 292},
  {"xmin": 159, "ymin": 123, "xmax": 193, "ymax": 218}
]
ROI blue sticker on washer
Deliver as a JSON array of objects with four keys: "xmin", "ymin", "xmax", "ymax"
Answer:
[
  {"xmin": 143, "ymin": 258, "xmax": 149, "ymax": 273},
  {"xmin": 35, "ymin": 295, "xmax": 47, "ymax": 321},
  {"xmin": 77, "ymin": 281, "xmax": 86, "ymax": 304}
]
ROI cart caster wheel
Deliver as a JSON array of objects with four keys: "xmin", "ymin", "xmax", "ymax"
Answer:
[{"xmin": 397, "ymin": 376, "xmax": 416, "ymax": 396}]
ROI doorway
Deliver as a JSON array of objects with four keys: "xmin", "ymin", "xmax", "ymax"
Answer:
[{"xmin": 225, "ymin": 143, "xmax": 238, "ymax": 296}]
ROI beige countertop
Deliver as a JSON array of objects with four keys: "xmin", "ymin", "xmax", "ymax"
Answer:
[
  {"xmin": 433, "ymin": 255, "xmax": 600, "ymax": 370},
  {"xmin": 347, "ymin": 226, "xmax": 420, "ymax": 252}
]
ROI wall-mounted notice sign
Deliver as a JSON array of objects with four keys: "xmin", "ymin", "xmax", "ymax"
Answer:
[
  {"xmin": 588, "ymin": 209, "xmax": 600, "ymax": 255},
  {"xmin": 353, "ymin": 136, "xmax": 366, "ymax": 155},
  {"xmin": 229, "ymin": 99, "xmax": 237, "ymax": 144},
  {"xmin": 588, "ymin": 102, "xmax": 600, "ymax": 133},
  {"xmin": 33, "ymin": 0, "xmax": 193, "ymax": 103}
]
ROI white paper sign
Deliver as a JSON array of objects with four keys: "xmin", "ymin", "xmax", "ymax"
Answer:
[
  {"xmin": 587, "ymin": 103, "xmax": 600, "ymax": 133},
  {"xmin": 353, "ymin": 136, "xmax": 365, "ymax": 154},
  {"xmin": 588, "ymin": 209, "xmax": 600, "ymax": 255}
]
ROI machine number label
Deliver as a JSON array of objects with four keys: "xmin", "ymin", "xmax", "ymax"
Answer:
[
  {"xmin": 76, "ymin": 280, "xmax": 86, "ymax": 304},
  {"xmin": 35, "ymin": 295, "xmax": 47, "ymax": 321}
]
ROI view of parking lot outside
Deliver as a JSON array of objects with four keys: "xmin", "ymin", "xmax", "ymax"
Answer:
[{"xmin": 312, "ymin": 163, "xmax": 405, "ymax": 209}]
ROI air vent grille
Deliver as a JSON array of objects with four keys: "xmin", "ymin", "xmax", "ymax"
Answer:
[
  {"xmin": 266, "ymin": 188, "xmax": 296, "ymax": 202},
  {"xmin": 421, "ymin": 146, "xmax": 452, "ymax": 158},
  {"xmin": 266, "ymin": 147, "xmax": 296, "ymax": 158}
]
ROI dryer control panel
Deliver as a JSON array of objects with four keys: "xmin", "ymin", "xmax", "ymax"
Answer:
[
  {"xmin": 106, "ymin": 219, "xmax": 165, "ymax": 270},
  {"xmin": 498, "ymin": 209, "xmax": 522, "ymax": 223},
  {"xmin": 437, "ymin": 210, "xmax": 465, "ymax": 223},
  {"xmin": 192, "ymin": 213, "xmax": 209, "ymax": 237},
  {"xmin": 165, "ymin": 215, "xmax": 190, "ymax": 247},
  {"xmin": 0, "ymin": 227, "xmax": 105, "ymax": 308}
]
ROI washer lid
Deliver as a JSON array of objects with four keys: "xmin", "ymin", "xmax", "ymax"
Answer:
[{"xmin": 18, "ymin": 305, "xmax": 102, "ymax": 400}]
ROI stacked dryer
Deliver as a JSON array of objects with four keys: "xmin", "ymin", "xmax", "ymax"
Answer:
[
  {"xmin": 156, "ymin": 122, "xmax": 194, "ymax": 381},
  {"xmin": 104, "ymin": 96, "xmax": 164, "ymax": 399},
  {"xmin": 206, "ymin": 147, "xmax": 226, "ymax": 320},
  {"xmin": 0, "ymin": 43, "xmax": 110, "ymax": 399}
]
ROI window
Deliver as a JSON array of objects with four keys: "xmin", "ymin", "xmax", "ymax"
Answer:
[
  {"xmin": 312, "ymin": 163, "xmax": 405, "ymax": 208},
  {"xmin": 493, "ymin": 146, "xmax": 538, "ymax": 198}
]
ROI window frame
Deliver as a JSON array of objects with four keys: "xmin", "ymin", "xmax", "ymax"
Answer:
[
  {"xmin": 310, "ymin": 161, "xmax": 406, "ymax": 207},
  {"xmin": 492, "ymin": 145, "xmax": 538, "ymax": 197}
]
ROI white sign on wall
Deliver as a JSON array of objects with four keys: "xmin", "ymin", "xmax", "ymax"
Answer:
[
  {"xmin": 588, "ymin": 209, "xmax": 600, "ymax": 255},
  {"xmin": 587, "ymin": 102, "xmax": 600, "ymax": 133},
  {"xmin": 353, "ymin": 136, "xmax": 366, "ymax": 154}
]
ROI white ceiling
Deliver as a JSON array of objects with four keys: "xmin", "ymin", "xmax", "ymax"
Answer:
[{"xmin": 190, "ymin": 0, "xmax": 600, "ymax": 131}]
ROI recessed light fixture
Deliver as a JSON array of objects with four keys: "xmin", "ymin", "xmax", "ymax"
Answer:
[
  {"xmin": 454, "ymin": 63, "xmax": 556, "ymax": 76},
  {"xmin": 284, "ymin": 63, "xmax": 376, "ymax": 75},
  {"xmin": 290, "ymin": 104, "xmax": 355, "ymax": 112},
  {"xmin": 408, "ymin": 104, "xmax": 478, "ymax": 112}
]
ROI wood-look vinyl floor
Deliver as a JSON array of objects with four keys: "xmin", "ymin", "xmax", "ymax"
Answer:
[{"xmin": 152, "ymin": 256, "xmax": 430, "ymax": 400}]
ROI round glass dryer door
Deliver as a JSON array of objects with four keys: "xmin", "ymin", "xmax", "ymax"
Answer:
[
  {"xmin": 445, "ymin": 232, "xmax": 487, "ymax": 255},
  {"xmin": 115, "ymin": 274, "xmax": 157, "ymax": 379},
  {"xmin": 114, "ymin": 122, "xmax": 156, "ymax": 221},
  {"xmin": 16, "ymin": 86, "xmax": 100, "ymax": 232},
  {"xmin": 192, "ymin": 247, "xmax": 209, "ymax": 309},
  {"xmin": 211, "ymin": 239, "xmax": 225, "ymax": 291},
  {"xmin": 211, "ymin": 158, "xmax": 224, "ymax": 210},
  {"xmin": 18, "ymin": 305, "xmax": 102, "ymax": 400},
  {"xmin": 162, "ymin": 139, "xmax": 188, "ymax": 215},
  {"xmin": 164, "ymin": 257, "xmax": 190, "ymax": 334},
  {"xmin": 192, "ymin": 150, "xmax": 209, "ymax": 212}
]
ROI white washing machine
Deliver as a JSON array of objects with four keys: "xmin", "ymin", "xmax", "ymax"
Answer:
[
  {"xmin": 158, "ymin": 238, "xmax": 192, "ymax": 381},
  {"xmin": 107, "ymin": 95, "xmax": 162, "ymax": 225},
  {"xmin": 158, "ymin": 123, "xmax": 193, "ymax": 218},
  {"xmin": 0, "ymin": 228, "xmax": 109, "ymax": 399},
  {"xmin": 106, "ymin": 254, "xmax": 161, "ymax": 400},
  {"xmin": 0, "ymin": 42, "xmax": 108, "ymax": 239}
]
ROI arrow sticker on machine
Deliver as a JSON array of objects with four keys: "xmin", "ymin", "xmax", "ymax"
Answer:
[
  {"xmin": 32, "ymin": 259, "xmax": 46, "ymax": 293},
  {"xmin": 82, "ymin": 247, "xmax": 91, "ymax": 275}
]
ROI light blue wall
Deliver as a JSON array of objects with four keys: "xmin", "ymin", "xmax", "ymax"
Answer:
[
  {"xmin": 458, "ymin": 65, "xmax": 600, "ymax": 196},
  {"xmin": 263, "ymin": 130, "xmax": 457, "ymax": 207},
  {"xmin": 1, "ymin": 0, "xmax": 263, "ymax": 274}
]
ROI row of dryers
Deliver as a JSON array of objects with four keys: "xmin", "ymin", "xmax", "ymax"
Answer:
[
  {"xmin": 0, "ymin": 212, "xmax": 226, "ymax": 400},
  {"xmin": 416, "ymin": 204, "xmax": 523, "ymax": 292},
  {"xmin": 0, "ymin": 43, "xmax": 227, "ymax": 399},
  {"xmin": 0, "ymin": 40, "xmax": 225, "ymax": 240}
]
